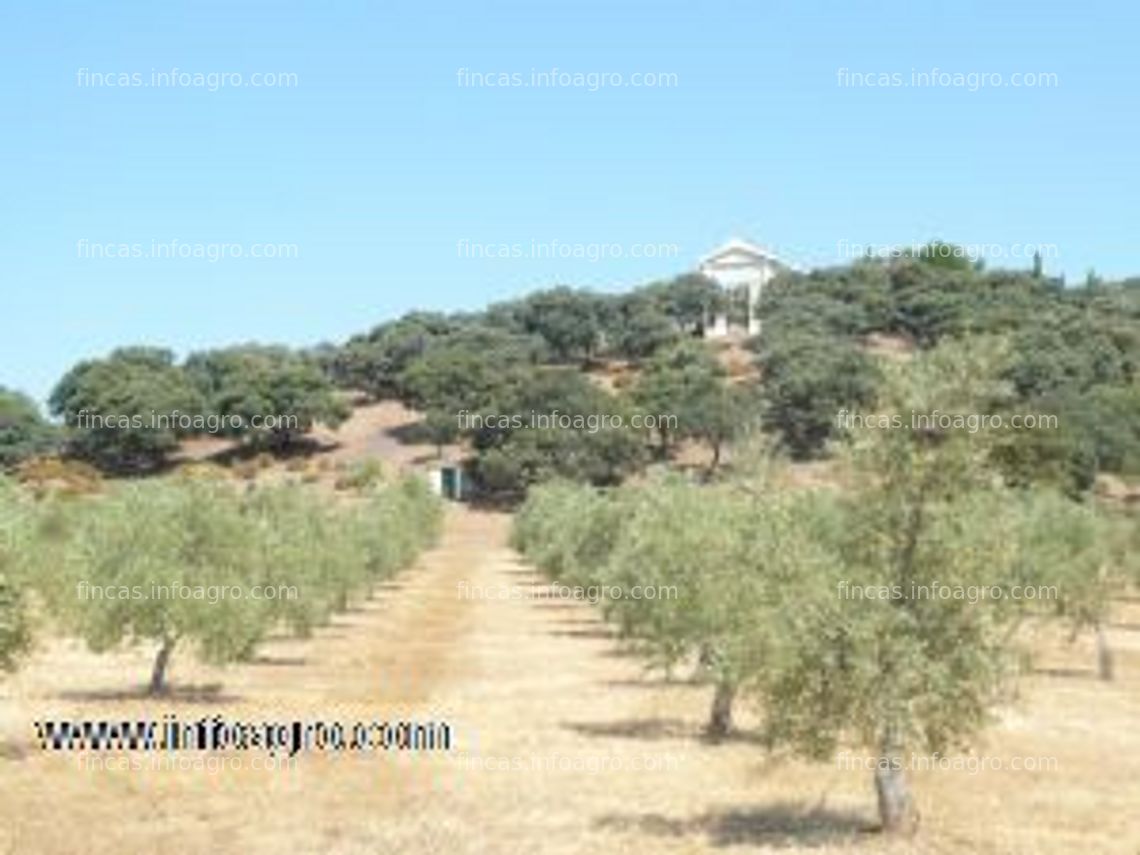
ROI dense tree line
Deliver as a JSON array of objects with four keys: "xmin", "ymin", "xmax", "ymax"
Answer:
[
  {"xmin": 0, "ymin": 278, "xmax": 745, "ymax": 494},
  {"xmin": 324, "ymin": 276, "xmax": 753, "ymax": 496},
  {"xmin": 325, "ymin": 245, "xmax": 1137, "ymax": 497},
  {"xmin": 323, "ymin": 277, "xmax": 750, "ymax": 496},
  {"xmin": 29, "ymin": 344, "xmax": 348, "ymax": 474},
  {"xmin": 331, "ymin": 274, "xmax": 728, "ymax": 401},
  {"xmin": 753, "ymin": 246, "xmax": 1140, "ymax": 493},
  {"xmin": 3, "ymin": 244, "xmax": 1136, "ymax": 497},
  {"xmin": 325, "ymin": 247, "xmax": 1137, "ymax": 497}
]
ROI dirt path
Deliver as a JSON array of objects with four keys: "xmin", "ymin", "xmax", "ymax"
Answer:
[{"xmin": 2, "ymin": 507, "xmax": 1138, "ymax": 855}]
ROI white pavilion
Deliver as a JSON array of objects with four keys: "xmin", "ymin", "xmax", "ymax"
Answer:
[{"xmin": 697, "ymin": 238, "xmax": 793, "ymax": 337}]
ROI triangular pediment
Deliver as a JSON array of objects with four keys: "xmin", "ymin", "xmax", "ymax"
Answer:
[{"xmin": 700, "ymin": 238, "xmax": 785, "ymax": 268}]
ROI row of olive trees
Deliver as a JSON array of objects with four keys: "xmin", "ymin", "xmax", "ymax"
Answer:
[
  {"xmin": 0, "ymin": 473, "xmax": 441, "ymax": 694},
  {"xmin": 513, "ymin": 474, "xmax": 829, "ymax": 740},
  {"xmin": 0, "ymin": 478, "xmax": 35, "ymax": 670},
  {"xmin": 513, "ymin": 339, "xmax": 1136, "ymax": 834}
]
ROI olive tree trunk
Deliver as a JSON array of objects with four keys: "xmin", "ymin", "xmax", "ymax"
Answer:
[
  {"xmin": 148, "ymin": 636, "xmax": 176, "ymax": 696},
  {"xmin": 874, "ymin": 727, "xmax": 917, "ymax": 834},
  {"xmin": 706, "ymin": 680, "xmax": 736, "ymax": 741},
  {"xmin": 707, "ymin": 442, "xmax": 722, "ymax": 476},
  {"xmin": 1096, "ymin": 623, "xmax": 1115, "ymax": 681}
]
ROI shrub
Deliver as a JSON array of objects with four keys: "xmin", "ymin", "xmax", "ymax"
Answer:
[
  {"xmin": 334, "ymin": 458, "xmax": 386, "ymax": 492},
  {"xmin": 15, "ymin": 456, "xmax": 103, "ymax": 496},
  {"xmin": 177, "ymin": 461, "xmax": 231, "ymax": 482}
]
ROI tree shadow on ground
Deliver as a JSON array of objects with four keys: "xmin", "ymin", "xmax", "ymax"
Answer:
[
  {"xmin": 0, "ymin": 741, "xmax": 30, "ymax": 761},
  {"xmin": 601, "ymin": 676, "xmax": 705, "ymax": 690},
  {"xmin": 599, "ymin": 647, "xmax": 644, "ymax": 660},
  {"xmin": 386, "ymin": 420, "xmax": 435, "ymax": 446},
  {"xmin": 467, "ymin": 495, "xmax": 523, "ymax": 512},
  {"xmin": 373, "ymin": 581, "xmax": 408, "ymax": 594},
  {"xmin": 205, "ymin": 435, "xmax": 334, "ymax": 466},
  {"xmin": 567, "ymin": 714, "xmax": 768, "ymax": 747},
  {"xmin": 563, "ymin": 716, "xmax": 695, "ymax": 741},
  {"xmin": 594, "ymin": 803, "xmax": 871, "ymax": 849},
  {"xmin": 508, "ymin": 582, "xmax": 557, "ymax": 593},
  {"xmin": 324, "ymin": 613, "xmax": 366, "ymax": 628},
  {"xmin": 548, "ymin": 628, "xmax": 617, "ymax": 640},
  {"xmin": 251, "ymin": 654, "xmax": 307, "ymax": 667},
  {"xmin": 1032, "ymin": 665, "xmax": 1098, "ymax": 679},
  {"xmin": 530, "ymin": 592, "xmax": 600, "ymax": 603},
  {"xmin": 58, "ymin": 682, "xmax": 238, "ymax": 704},
  {"xmin": 551, "ymin": 617, "xmax": 605, "ymax": 627},
  {"xmin": 528, "ymin": 601, "xmax": 587, "ymax": 611}
]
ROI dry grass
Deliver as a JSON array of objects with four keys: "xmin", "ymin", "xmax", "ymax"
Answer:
[
  {"xmin": 170, "ymin": 399, "xmax": 455, "ymax": 492},
  {"xmin": 709, "ymin": 335, "xmax": 760, "ymax": 382},
  {"xmin": 2, "ymin": 507, "xmax": 1138, "ymax": 854}
]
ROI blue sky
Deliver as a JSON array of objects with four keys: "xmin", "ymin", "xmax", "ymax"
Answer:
[{"xmin": 2, "ymin": 0, "xmax": 1137, "ymax": 404}]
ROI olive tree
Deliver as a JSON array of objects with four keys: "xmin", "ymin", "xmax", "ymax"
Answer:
[
  {"xmin": 43, "ymin": 480, "xmax": 273, "ymax": 694},
  {"xmin": 1017, "ymin": 493, "xmax": 1134, "ymax": 680},
  {"xmin": 750, "ymin": 339, "xmax": 1082, "ymax": 833},
  {"xmin": 596, "ymin": 481, "xmax": 758, "ymax": 737}
]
